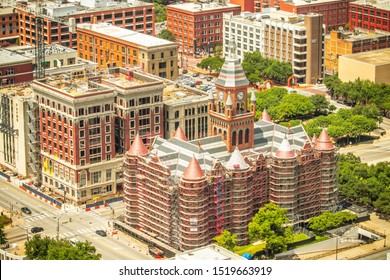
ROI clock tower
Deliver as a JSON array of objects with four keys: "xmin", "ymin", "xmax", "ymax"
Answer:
[{"xmin": 208, "ymin": 39, "xmax": 256, "ymax": 153}]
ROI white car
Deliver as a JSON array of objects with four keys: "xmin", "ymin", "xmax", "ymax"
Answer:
[{"xmin": 200, "ymin": 74, "xmax": 206, "ymax": 79}]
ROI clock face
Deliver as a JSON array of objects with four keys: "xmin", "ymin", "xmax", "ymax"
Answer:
[
  {"xmin": 218, "ymin": 91, "xmax": 224, "ymax": 100},
  {"xmin": 237, "ymin": 91, "xmax": 244, "ymax": 100}
]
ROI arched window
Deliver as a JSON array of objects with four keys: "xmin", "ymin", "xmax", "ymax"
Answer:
[
  {"xmin": 238, "ymin": 130, "xmax": 243, "ymax": 145},
  {"xmin": 232, "ymin": 131, "xmax": 237, "ymax": 146},
  {"xmin": 245, "ymin": 128, "xmax": 249, "ymax": 143},
  {"xmin": 223, "ymin": 130, "xmax": 227, "ymax": 141},
  {"xmin": 218, "ymin": 129, "xmax": 222, "ymax": 135},
  {"xmin": 214, "ymin": 127, "xmax": 217, "ymax": 136}
]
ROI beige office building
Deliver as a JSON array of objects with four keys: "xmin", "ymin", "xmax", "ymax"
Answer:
[
  {"xmin": 223, "ymin": 11, "xmax": 324, "ymax": 84},
  {"xmin": 339, "ymin": 49, "xmax": 390, "ymax": 84}
]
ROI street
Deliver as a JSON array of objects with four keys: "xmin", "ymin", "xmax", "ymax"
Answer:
[
  {"xmin": 357, "ymin": 248, "xmax": 390, "ymax": 260},
  {"xmin": 0, "ymin": 179, "xmax": 153, "ymax": 260}
]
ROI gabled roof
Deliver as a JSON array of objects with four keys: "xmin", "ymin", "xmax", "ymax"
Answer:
[{"xmin": 127, "ymin": 133, "xmax": 148, "ymax": 156}]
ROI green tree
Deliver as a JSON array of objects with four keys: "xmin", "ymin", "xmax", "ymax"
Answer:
[
  {"xmin": 154, "ymin": 3, "xmax": 167, "ymax": 22},
  {"xmin": 309, "ymin": 94, "xmax": 330, "ymax": 113},
  {"xmin": 248, "ymin": 203, "xmax": 293, "ymax": 255},
  {"xmin": 197, "ymin": 56, "xmax": 224, "ymax": 73},
  {"xmin": 25, "ymin": 235, "xmax": 101, "ymax": 260},
  {"xmin": 214, "ymin": 45, "xmax": 223, "ymax": 58},
  {"xmin": 308, "ymin": 211, "xmax": 358, "ymax": 234},
  {"xmin": 157, "ymin": 29, "xmax": 176, "ymax": 41},
  {"xmin": 214, "ymin": 230, "xmax": 237, "ymax": 251},
  {"xmin": 0, "ymin": 224, "xmax": 6, "ymax": 245}
]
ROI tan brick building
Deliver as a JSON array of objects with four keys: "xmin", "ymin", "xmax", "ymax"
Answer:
[
  {"xmin": 16, "ymin": 0, "xmax": 154, "ymax": 49},
  {"xmin": 325, "ymin": 29, "xmax": 390, "ymax": 74},
  {"xmin": 77, "ymin": 23, "xmax": 179, "ymax": 80}
]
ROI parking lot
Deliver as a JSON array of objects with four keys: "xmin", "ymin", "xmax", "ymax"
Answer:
[{"xmin": 177, "ymin": 72, "xmax": 216, "ymax": 93}]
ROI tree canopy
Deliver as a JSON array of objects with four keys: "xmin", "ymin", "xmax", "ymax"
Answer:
[
  {"xmin": 248, "ymin": 203, "xmax": 293, "ymax": 255},
  {"xmin": 157, "ymin": 29, "xmax": 176, "ymax": 41},
  {"xmin": 338, "ymin": 153, "xmax": 390, "ymax": 214},
  {"xmin": 324, "ymin": 75, "xmax": 390, "ymax": 116},
  {"xmin": 197, "ymin": 56, "xmax": 225, "ymax": 73},
  {"xmin": 214, "ymin": 230, "xmax": 237, "ymax": 251},
  {"xmin": 242, "ymin": 51, "xmax": 293, "ymax": 85},
  {"xmin": 308, "ymin": 211, "xmax": 358, "ymax": 234},
  {"xmin": 25, "ymin": 235, "xmax": 101, "ymax": 260}
]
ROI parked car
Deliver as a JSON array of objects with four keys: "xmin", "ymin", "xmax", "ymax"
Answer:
[
  {"xmin": 21, "ymin": 207, "xmax": 32, "ymax": 215},
  {"xmin": 206, "ymin": 76, "xmax": 213, "ymax": 82},
  {"xmin": 31, "ymin": 227, "xmax": 44, "ymax": 233},
  {"xmin": 69, "ymin": 238, "xmax": 80, "ymax": 246},
  {"xmin": 195, "ymin": 80, "xmax": 203, "ymax": 85},
  {"xmin": 95, "ymin": 230, "xmax": 107, "ymax": 237},
  {"xmin": 192, "ymin": 72, "xmax": 199, "ymax": 77},
  {"xmin": 182, "ymin": 69, "xmax": 188, "ymax": 74},
  {"xmin": 200, "ymin": 74, "xmax": 206, "ymax": 79}
]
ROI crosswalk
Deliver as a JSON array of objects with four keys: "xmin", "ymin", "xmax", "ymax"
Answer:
[
  {"xmin": 22, "ymin": 209, "xmax": 64, "ymax": 223},
  {"xmin": 58, "ymin": 226, "xmax": 106, "ymax": 239},
  {"xmin": 83, "ymin": 211, "xmax": 109, "ymax": 224}
]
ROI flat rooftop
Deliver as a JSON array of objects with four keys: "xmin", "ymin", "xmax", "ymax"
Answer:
[
  {"xmin": 0, "ymin": 84, "xmax": 33, "ymax": 97},
  {"xmin": 100, "ymin": 71, "xmax": 149, "ymax": 89},
  {"xmin": 77, "ymin": 23, "xmax": 175, "ymax": 48},
  {"xmin": 0, "ymin": 49, "xmax": 32, "ymax": 65},
  {"xmin": 175, "ymin": 244, "xmax": 245, "ymax": 260},
  {"xmin": 284, "ymin": 0, "xmax": 351, "ymax": 6},
  {"xmin": 0, "ymin": 6, "xmax": 16, "ymax": 15},
  {"xmin": 351, "ymin": 0, "xmax": 390, "ymax": 11},
  {"xmin": 17, "ymin": 0, "xmax": 152, "ymax": 17},
  {"xmin": 341, "ymin": 48, "xmax": 390, "ymax": 65},
  {"xmin": 163, "ymin": 84, "xmax": 208, "ymax": 106},
  {"xmin": 327, "ymin": 29, "xmax": 390, "ymax": 42},
  {"xmin": 225, "ymin": 10, "xmax": 307, "ymax": 27},
  {"xmin": 168, "ymin": 2, "xmax": 240, "ymax": 12},
  {"xmin": 7, "ymin": 44, "xmax": 76, "ymax": 57}
]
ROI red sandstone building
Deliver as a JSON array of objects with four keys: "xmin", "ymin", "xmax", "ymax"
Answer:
[
  {"xmin": 349, "ymin": 1, "xmax": 390, "ymax": 32},
  {"xmin": 32, "ymin": 68, "xmax": 164, "ymax": 205},
  {"xmin": 0, "ymin": 6, "xmax": 19, "ymax": 46},
  {"xmin": 0, "ymin": 48, "xmax": 33, "ymax": 87},
  {"xmin": 166, "ymin": 1, "xmax": 241, "ymax": 55},
  {"xmin": 256, "ymin": 0, "xmax": 353, "ymax": 32},
  {"xmin": 123, "ymin": 43, "xmax": 338, "ymax": 251},
  {"xmin": 16, "ymin": 0, "xmax": 154, "ymax": 49}
]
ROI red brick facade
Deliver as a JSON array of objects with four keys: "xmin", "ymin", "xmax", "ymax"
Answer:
[{"xmin": 349, "ymin": 3, "xmax": 390, "ymax": 32}]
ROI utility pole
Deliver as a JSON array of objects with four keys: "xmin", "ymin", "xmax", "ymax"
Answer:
[
  {"xmin": 384, "ymin": 229, "xmax": 386, "ymax": 248},
  {"xmin": 335, "ymin": 236, "xmax": 339, "ymax": 260},
  {"xmin": 56, "ymin": 217, "xmax": 60, "ymax": 241}
]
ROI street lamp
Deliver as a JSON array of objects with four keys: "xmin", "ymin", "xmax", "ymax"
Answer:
[{"xmin": 56, "ymin": 212, "xmax": 66, "ymax": 241}]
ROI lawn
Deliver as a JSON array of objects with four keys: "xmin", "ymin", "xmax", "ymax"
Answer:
[
  {"xmin": 234, "ymin": 243, "xmax": 266, "ymax": 256},
  {"xmin": 292, "ymin": 233, "xmax": 309, "ymax": 242}
]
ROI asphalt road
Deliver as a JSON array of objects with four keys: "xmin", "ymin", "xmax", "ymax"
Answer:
[
  {"xmin": 357, "ymin": 248, "xmax": 390, "ymax": 260},
  {"xmin": 0, "ymin": 179, "xmax": 153, "ymax": 260}
]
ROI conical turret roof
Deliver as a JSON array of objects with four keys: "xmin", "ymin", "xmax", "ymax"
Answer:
[
  {"xmin": 128, "ymin": 133, "xmax": 148, "ymax": 156},
  {"xmin": 261, "ymin": 109, "xmax": 272, "ymax": 122},
  {"xmin": 275, "ymin": 137, "xmax": 296, "ymax": 159},
  {"xmin": 174, "ymin": 127, "xmax": 188, "ymax": 142},
  {"xmin": 315, "ymin": 129, "xmax": 334, "ymax": 150},
  {"xmin": 182, "ymin": 156, "xmax": 205, "ymax": 180},
  {"xmin": 226, "ymin": 147, "xmax": 248, "ymax": 170},
  {"xmin": 208, "ymin": 90, "xmax": 214, "ymax": 100},
  {"xmin": 312, "ymin": 133, "xmax": 317, "ymax": 143},
  {"xmin": 251, "ymin": 89, "xmax": 257, "ymax": 102}
]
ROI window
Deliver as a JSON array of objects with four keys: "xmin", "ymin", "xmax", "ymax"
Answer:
[
  {"xmin": 91, "ymin": 171, "xmax": 101, "ymax": 184},
  {"xmin": 79, "ymin": 130, "xmax": 85, "ymax": 138},
  {"xmin": 106, "ymin": 170, "xmax": 112, "ymax": 181},
  {"xmin": 80, "ymin": 173, "xmax": 86, "ymax": 187}
]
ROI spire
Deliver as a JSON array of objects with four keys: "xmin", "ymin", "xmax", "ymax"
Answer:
[
  {"xmin": 208, "ymin": 90, "xmax": 214, "ymax": 100},
  {"xmin": 312, "ymin": 133, "xmax": 317, "ymax": 143},
  {"xmin": 261, "ymin": 109, "xmax": 272, "ymax": 122},
  {"xmin": 275, "ymin": 136, "xmax": 296, "ymax": 159},
  {"xmin": 314, "ymin": 129, "xmax": 334, "ymax": 150},
  {"xmin": 227, "ymin": 36, "xmax": 236, "ymax": 58},
  {"xmin": 182, "ymin": 156, "xmax": 205, "ymax": 180},
  {"xmin": 226, "ymin": 146, "xmax": 248, "ymax": 170},
  {"xmin": 251, "ymin": 88, "xmax": 256, "ymax": 102},
  {"xmin": 128, "ymin": 133, "xmax": 148, "ymax": 156},
  {"xmin": 226, "ymin": 93, "xmax": 232, "ymax": 106},
  {"xmin": 174, "ymin": 126, "xmax": 188, "ymax": 142}
]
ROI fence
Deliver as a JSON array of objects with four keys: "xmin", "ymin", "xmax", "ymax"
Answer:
[
  {"xmin": 20, "ymin": 183, "xmax": 62, "ymax": 209},
  {"xmin": 85, "ymin": 196, "xmax": 123, "ymax": 211}
]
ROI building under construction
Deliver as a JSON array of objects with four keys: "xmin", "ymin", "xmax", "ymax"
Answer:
[{"xmin": 123, "ymin": 40, "xmax": 338, "ymax": 251}]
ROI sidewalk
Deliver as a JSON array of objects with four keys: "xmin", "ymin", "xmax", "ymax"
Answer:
[{"xmin": 316, "ymin": 213, "xmax": 389, "ymax": 260}]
